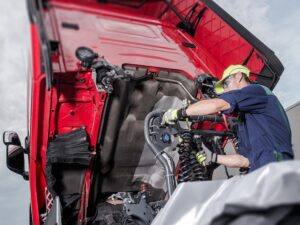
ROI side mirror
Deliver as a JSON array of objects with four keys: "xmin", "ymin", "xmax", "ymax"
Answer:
[
  {"xmin": 75, "ymin": 46, "xmax": 98, "ymax": 69},
  {"xmin": 3, "ymin": 131, "xmax": 28, "ymax": 180}
]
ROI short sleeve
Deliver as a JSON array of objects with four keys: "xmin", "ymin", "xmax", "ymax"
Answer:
[{"xmin": 219, "ymin": 84, "xmax": 268, "ymax": 114}]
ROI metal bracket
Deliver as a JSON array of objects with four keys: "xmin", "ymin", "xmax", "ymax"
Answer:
[{"xmin": 123, "ymin": 193, "xmax": 155, "ymax": 225}]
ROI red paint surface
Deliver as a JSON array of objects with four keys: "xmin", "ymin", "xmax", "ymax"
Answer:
[{"xmin": 28, "ymin": 0, "xmax": 268, "ymax": 223}]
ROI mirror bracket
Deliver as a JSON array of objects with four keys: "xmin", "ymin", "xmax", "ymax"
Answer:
[
  {"xmin": 23, "ymin": 171, "xmax": 29, "ymax": 181},
  {"xmin": 2, "ymin": 131, "xmax": 28, "ymax": 180}
]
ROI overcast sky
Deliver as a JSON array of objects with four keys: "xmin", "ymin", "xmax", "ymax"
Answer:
[
  {"xmin": 0, "ymin": 0, "xmax": 299, "ymax": 224},
  {"xmin": 215, "ymin": 0, "xmax": 300, "ymax": 107},
  {"xmin": 0, "ymin": 0, "xmax": 29, "ymax": 224}
]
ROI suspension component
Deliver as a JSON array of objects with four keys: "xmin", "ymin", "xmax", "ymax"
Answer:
[
  {"xmin": 145, "ymin": 111, "xmax": 239, "ymax": 197},
  {"xmin": 177, "ymin": 132, "xmax": 193, "ymax": 183},
  {"xmin": 177, "ymin": 133, "xmax": 209, "ymax": 183}
]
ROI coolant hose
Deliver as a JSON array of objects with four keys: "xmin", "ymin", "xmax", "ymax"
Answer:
[{"xmin": 144, "ymin": 110, "xmax": 176, "ymax": 196}]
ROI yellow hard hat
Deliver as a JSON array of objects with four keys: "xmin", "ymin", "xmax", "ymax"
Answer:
[{"xmin": 214, "ymin": 64, "xmax": 250, "ymax": 95}]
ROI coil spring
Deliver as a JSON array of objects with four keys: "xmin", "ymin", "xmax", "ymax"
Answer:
[
  {"xmin": 177, "ymin": 133, "xmax": 209, "ymax": 182},
  {"xmin": 190, "ymin": 153, "xmax": 207, "ymax": 181},
  {"xmin": 178, "ymin": 132, "xmax": 192, "ymax": 183}
]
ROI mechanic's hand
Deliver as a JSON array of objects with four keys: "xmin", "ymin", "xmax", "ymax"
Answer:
[
  {"xmin": 196, "ymin": 151, "xmax": 207, "ymax": 166},
  {"xmin": 162, "ymin": 108, "xmax": 179, "ymax": 125}
]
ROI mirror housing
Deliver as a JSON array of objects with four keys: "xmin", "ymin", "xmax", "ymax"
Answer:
[
  {"xmin": 3, "ymin": 131, "xmax": 28, "ymax": 180},
  {"xmin": 75, "ymin": 46, "xmax": 98, "ymax": 69}
]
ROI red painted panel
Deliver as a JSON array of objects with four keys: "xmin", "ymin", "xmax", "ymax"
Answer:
[
  {"xmin": 53, "ymin": 72, "xmax": 105, "ymax": 143},
  {"xmin": 44, "ymin": 1, "xmax": 221, "ymax": 77},
  {"xmin": 29, "ymin": 23, "xmax": 42, "ymax": 225}
]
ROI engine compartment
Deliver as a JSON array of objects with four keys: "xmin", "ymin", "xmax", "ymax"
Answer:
[{"xmin": 44, "ymin": 47, "xmax": 239, "ymax": 225}]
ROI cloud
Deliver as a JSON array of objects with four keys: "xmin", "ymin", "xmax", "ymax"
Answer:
[
  {"xmin": 214, "ymin": 0, "xmax": 272, "ymax": 42},
  {"xmin": 214, "ymin": 0, "xmax": 300, "ymax": 108},
  {"xmin": 0, "ymin": 0, "xmax": 29, "ymax": 224},
  {"xmin": 268, "ymin": 2, "xmax": 300, "ymax": 107}
]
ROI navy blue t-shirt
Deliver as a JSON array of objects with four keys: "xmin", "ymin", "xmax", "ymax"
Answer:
[{"xmin": 219, "ymin": 84, "xmax": 293, "ymax": 172}]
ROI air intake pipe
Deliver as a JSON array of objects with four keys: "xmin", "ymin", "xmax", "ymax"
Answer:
[{"xmin": 144, "ymin": 110, "xmax": 176, "ymax": 196}]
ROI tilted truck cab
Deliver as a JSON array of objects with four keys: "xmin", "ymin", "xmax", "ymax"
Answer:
[{"xmin": 3, "ymin": 0, "xmax": 284, "ymax": 224}]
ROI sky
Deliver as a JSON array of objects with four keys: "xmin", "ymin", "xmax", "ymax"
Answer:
[
  {"xmin": 0, "ymin": 0, "xmax": 30, "ymax": 224},
  {"xmin": 215, "ymin": 0, "xmax": 300, "ymax": 107},
  {"xmin": 0, "ymin": 0, "xmax": 299, "ymax": 224}
]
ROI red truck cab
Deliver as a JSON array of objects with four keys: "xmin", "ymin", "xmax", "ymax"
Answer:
[{"xmin": 3, "ymin": 1, "xmax": 283, "ymax": 224}]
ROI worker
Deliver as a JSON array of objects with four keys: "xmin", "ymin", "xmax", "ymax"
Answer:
[{"xmin": 162, "ymin": 65, "xmax": 294, "ymax": 172}]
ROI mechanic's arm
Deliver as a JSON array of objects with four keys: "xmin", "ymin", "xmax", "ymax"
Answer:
[
  {"xmin": 186, "ymin": 99, "xmax": 230, "ymax": 116},
  {"xmin": 216, "ymin": 154, "xmax": 250, "ymax": 168},
  {"xmin": 186, "ymin": 99, "xmax": 249, "ymax": 168}
]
